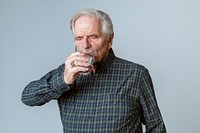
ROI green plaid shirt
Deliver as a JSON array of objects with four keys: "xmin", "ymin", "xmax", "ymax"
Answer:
[{"xmin": 22, "ymin": 49, "xmax": 166, "ymax": 133}]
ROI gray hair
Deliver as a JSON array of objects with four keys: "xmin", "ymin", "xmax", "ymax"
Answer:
[{"xmin": 70, "ymin": 8, "xmax": 114, "ymax": 38}]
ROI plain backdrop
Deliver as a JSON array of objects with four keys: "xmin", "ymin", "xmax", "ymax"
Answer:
[{"xmin": 1, "ymin": 0, "xmax": 200, "ymax": 133}]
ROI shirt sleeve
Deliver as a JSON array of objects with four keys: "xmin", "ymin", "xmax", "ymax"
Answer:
[
  {"xmin": 139, "ymin": 68, "xmax": 167, "ymax": 133},
  {"xmin": 21, "ymin": 64, "xmax": 70, "ymax": 106}
]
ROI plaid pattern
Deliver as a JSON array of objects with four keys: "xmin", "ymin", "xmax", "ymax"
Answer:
[{"xmin": 22, "ymin": 49, "xmax": 166, "ymax": 133}]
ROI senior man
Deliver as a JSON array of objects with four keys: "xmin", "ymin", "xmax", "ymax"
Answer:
[{"xmin": 22, "ymin": 8, "xmax": 166, "ymax": 133}]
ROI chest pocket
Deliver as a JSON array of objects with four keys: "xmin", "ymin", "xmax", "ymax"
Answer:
[{"xmin": 95, "ymin": 93, "xmax": 141, "ymax": 124}]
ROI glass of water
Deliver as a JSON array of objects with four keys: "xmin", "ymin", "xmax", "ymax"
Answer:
[{"xmin": 75, "ymin": 45, "xmax": 96, "ymax": 75}]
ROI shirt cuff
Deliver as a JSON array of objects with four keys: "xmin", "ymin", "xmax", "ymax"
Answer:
[{"xmin": 52, "ymin": 72, "xmax": 70, "ymax": 90}]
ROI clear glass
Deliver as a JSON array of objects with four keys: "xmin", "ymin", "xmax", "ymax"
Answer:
[{"xmin": 75, "ymin": 45, "xmax": 96, "ymax": 75}]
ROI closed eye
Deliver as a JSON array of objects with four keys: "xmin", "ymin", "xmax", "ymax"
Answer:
[
  {"xmin": 75, "ymin": 36, "xmax": 83, "ymax": 41},
  {"xmin": 89, "ymin": 35, "xmax": 98, "ymax": 39}
]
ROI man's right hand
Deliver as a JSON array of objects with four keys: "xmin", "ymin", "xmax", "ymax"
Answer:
[{"xmin": 63, "ymin": 52, "xmax": 90, "ymax": 85}]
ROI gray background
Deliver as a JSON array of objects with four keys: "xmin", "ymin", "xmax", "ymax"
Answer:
[{"xmin": 1, "ymin": 0, "xmax": 200, "ymax": 133}]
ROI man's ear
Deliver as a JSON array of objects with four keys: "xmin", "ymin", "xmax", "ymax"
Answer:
[{"xmin": 108, "ymin": 33, "xmax": 114, "ymax": 49}]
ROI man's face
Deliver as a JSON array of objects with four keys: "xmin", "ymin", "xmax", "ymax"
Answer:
[{"xmin": 74, "ymin": 16, "xmax": 113, "ymax": 63}]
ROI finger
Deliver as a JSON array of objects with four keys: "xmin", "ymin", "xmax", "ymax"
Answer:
[
  {"xmin": 66, "ymin": 65, "xmax": 89, "ymax": 78},
  {"xmin": 65, "ymin": 58, "xmax": 90, "ymax": 74},
  {"xmin": 72, "ymin": 66, "xmax": 90, "ymax": 74},
  {"xmin": 73, "ymin": 59, "xmax": 91, "ymax": 67},
  {"xmin": 68, "ymin": 53, "xmax": 89, "ymax": 64},
  {"xmin": 64, "ymin": 62, "xmax": 90, "ymax": 84},
  {"xmin": 65, "ymin": 52, "xmax": 80, "ymax": 67}
]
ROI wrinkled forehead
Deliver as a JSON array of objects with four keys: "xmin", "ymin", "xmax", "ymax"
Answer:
[{"xmin": 74, "ymin": 16, "xmax": 102, "ymax": 33}]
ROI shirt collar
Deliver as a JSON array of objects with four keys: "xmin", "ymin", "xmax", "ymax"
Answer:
[{"xmin": 95, "ymin": 48, "xmax": 115, "ymax": 72}]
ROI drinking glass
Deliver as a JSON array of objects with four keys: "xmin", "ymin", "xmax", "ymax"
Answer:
[{"xmin": 75, "ymin": 45, "xmax": 96, "ymax": 75}]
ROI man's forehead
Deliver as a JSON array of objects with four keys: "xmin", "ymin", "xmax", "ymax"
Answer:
[{"xmin": 74, "ymin": 17, "xmax": 102, "ymax": 35}]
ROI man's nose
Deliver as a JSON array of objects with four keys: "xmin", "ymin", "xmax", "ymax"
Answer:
[{"xmin": 82, "ymin": 37, "xmax": 91, "ymax": 49}]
